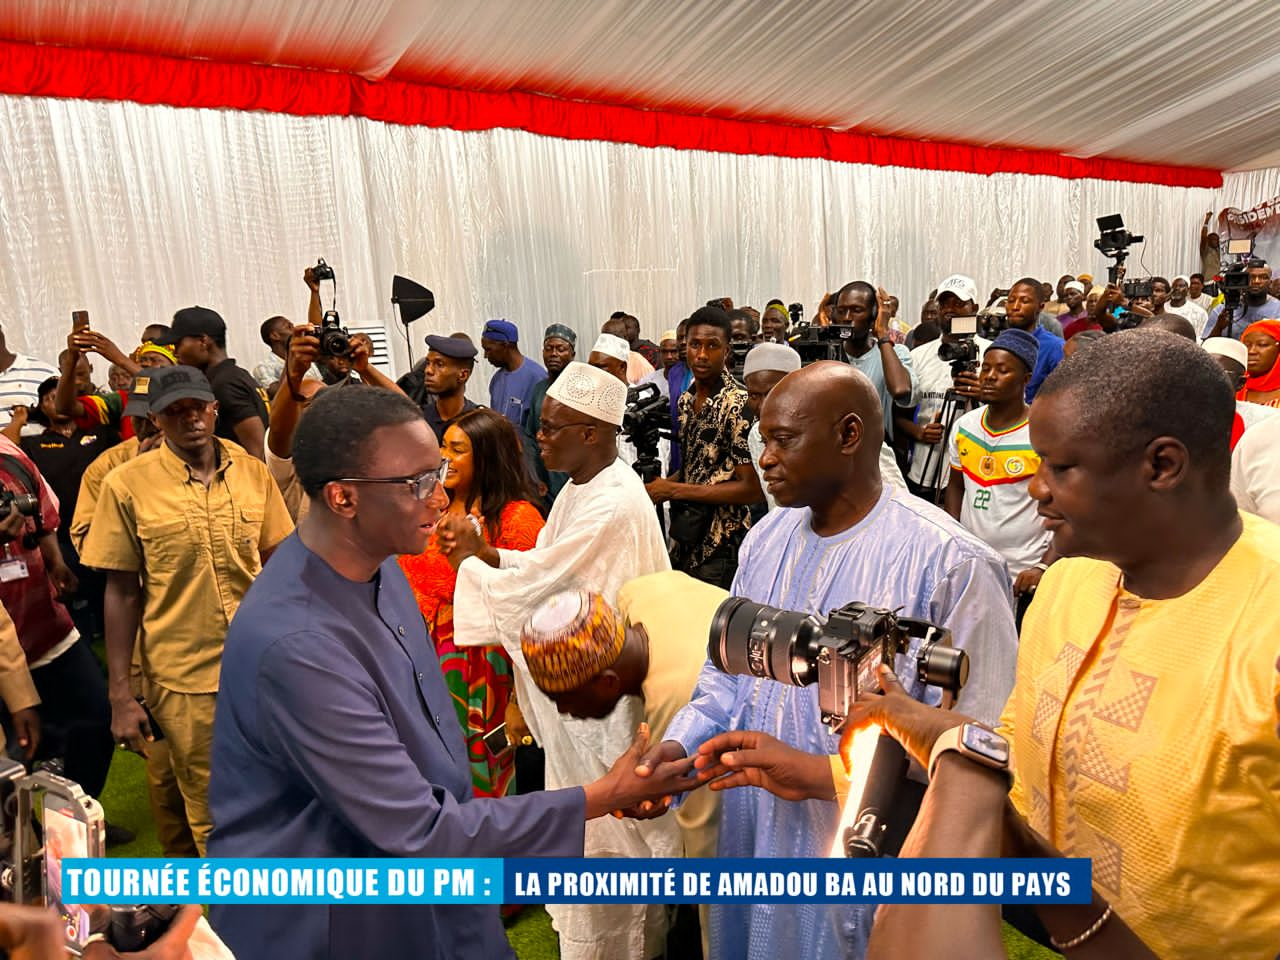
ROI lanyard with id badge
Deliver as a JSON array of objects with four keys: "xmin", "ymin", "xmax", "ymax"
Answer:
[
  {"xmin": 0, "ymin": 543, "xmax": 29, "ymax": 583},
  {"xmin": 0, "ymin": 453, "xmax": 45, "ymax": 582}
]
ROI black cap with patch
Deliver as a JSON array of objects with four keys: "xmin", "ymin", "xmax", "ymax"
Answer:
[
  {"xmin": 123, "ymin": 374, "xmax": 152, "ymax": 417},
  {"xmin": 145, "ymin": 365, "xmax": 215, "ymax": 414}
]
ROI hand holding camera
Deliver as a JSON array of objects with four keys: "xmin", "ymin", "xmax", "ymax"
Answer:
[
  {"xmin": 84, "ymin": 903, "xmax": 203, "ymax": 960},
  {"xmin": 843, "ymin": 664, "xmax": 968, "ymax": 771},
  {"xmin": 0, "ymin": 902, "xmax": 63, "ymax": 960},
  {"xmin": 0, "ymin": 506, "xmax": 27, "ymax": 543},
  {"xmin": 348, "ymin": 332, "xmax": 374, "ymax": 375},
  {"xmin": 285, "ymin": 323, "xmax": 320, "ymax": 386}
]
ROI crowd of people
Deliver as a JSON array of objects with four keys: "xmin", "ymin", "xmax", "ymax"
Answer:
[{"xmin": 0, "ymin": 237, "xmax": 1275, "ymax": 960}]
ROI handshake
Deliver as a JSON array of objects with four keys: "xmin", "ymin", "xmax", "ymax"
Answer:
[{"xmin": 587, "ymin": 665, "xmax": 960, "ymax": 821}]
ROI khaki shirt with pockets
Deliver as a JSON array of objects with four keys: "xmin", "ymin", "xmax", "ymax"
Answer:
[
  {"xmin": 70, "ymin": 436, "xmax": 141, "ymax": 554},
  {"xmin": 0, "ymin": 600, "xmax": 38, "ymax": 713},
  {"xmin": 80, "ymin": 439, "xmax": 294, "ymax": 694}
]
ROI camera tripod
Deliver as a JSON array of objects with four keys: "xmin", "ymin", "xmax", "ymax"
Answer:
[
  {"xmin": 916, "ymin": 386, "xmax": 976, "ymax": 505},
  {"xmin": 632, "ymin": 449, "xmax": 667, "ymax": 536}
]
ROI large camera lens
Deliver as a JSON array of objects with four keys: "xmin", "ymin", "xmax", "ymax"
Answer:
[
  {"xmin": 320, "ymin": 328, "xmax": 351, "ymax": 358},
  {"xmin": 708, "ymin": 597, "xmax": 822, "ymax": 687},
  {"xmin": 916, "ymin": 641, "xmax": 969, "ymax": 694},
  {"xmin": 0, "ymin": 492, "xmax": 37, "ymax": 521}
]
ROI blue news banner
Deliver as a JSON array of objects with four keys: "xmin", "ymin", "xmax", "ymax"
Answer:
[{"xmin": 62, "ymin": 858, "xmax": 1090, "ymax": 907}]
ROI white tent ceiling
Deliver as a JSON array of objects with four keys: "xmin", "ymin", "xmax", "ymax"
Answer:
[{"xmin": 4, "ymin": 0, "xmax": 1279, "ymax": 172}]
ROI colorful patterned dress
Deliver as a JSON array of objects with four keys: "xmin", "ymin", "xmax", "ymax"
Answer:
[{"xmin": 398, "ymin": 500, "xmax": 543, "ymax": 797}]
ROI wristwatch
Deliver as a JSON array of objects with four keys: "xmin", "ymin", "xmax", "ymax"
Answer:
[{"xmin": 927, "ymin": 723, "xmax": 1012, "ymax": 786}]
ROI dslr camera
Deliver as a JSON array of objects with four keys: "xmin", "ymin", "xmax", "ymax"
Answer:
[
  {"xmin": 309, "ymin": 258, "xmax": 352, "ymax": 358},
  {"xmin": 0, "ymin": 490, "xmax": 38, "ymax": 522},
  {"xmin": 311, "ymin": 258, "xmax": 335, "ymax": 283},
  {"xmin": 708, "ymin": 597, "xmax": 969, "ymax": 733},
  {"xmin": 318, "ymin": 311, "xmax": 352, "ymax": 359},
  {"xmin": 728, "ymin": 340, "xmax": 753, "ymax": 380}
]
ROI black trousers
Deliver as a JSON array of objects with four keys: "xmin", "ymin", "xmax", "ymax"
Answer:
[
  {"xmin": 60, "ymin": 536, "xmax": 106, "ymax": 645},
  {"xmin": 29, "ymin": 638, "xmax": 114, "ymax": 798},
  {"xmin": 682, "ymin": 542, "xmax": 739, "ymax": 590}
]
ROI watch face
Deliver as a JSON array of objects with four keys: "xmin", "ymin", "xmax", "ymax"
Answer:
[{"xmin": 962, "ymin": 725, "xmax": 1010, "ymax": 765}]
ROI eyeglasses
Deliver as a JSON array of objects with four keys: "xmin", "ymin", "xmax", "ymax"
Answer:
[
  {"xmin": 330, "ymin": 460, "xmax": 449, "ymax": 500},
  {"xmin": 537, "ymin": 421, "xmax": 595, "ymax": 437}
]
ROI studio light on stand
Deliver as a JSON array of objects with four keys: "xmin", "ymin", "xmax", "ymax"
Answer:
[{"xmin": 391, "ymin": 275, "xmax": 435, "ymax": 367}]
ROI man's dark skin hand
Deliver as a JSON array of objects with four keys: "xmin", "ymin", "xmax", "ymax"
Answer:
[
  {"xmin": 693, "ymin": 730, "xmax": 836, "ymax": 802},
  {"xmin": 0, "ymin": 509, "xmax": 24, "ymax": 546},
  {"xmin": 844, "ymin": 664, "xmax": 966, "ymax": 768},
  {"xmin": 39, "ymin": 533, "xmax": 77, "ymax": 600},
  {"xmin": 0, "ymin": 902, "xmax": 64, "ymax": 960},
  {"xmin": 436, "ymin": 513, "xmax": 496, "ymax": 570},
  {"xmin": 631, "ymin": 739, "xmax": 694, "ymax": 816},
  {"xmin": 587, "ymin": 723, "xmax": 700, "ymax": 820},
  {"xmin": 83, "ymin": 904, "xmax": 203, "ymax": 960},
  {"xmin": 11, "ymin": 706, "xmax": 38, "ymax": 760}
]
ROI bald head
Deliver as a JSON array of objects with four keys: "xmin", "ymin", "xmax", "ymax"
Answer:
[
  {"xmin": 1142, "ymin": 314, "xmax": 1196, "ymax": 341},
  {"xmin": 759, "ymin": 361, "xmax": 884, "ymax": 513},
  {"xmin": 774, "ymin": 361, "xmax": 883, "ymax": 440}
]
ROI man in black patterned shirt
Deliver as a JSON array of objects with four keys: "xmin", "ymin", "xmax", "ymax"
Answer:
[{"xmin": 645, "ymin": 306, "xmax": 762, "ymax": 588}]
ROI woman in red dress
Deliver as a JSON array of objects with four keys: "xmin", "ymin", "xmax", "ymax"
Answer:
[{"xmin": 398, "ymin": 408, "xmax": 543, "ymax": 797}]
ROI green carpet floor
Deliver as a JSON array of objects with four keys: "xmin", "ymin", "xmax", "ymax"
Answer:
[{"xmin": 99, "ymin": 751, "xmax": 1057, "ymax": 959}]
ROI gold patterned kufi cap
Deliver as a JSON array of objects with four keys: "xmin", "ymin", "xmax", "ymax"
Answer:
[{"xmin": 520, "ymin": 591, "xmax": 624, "ymax": 694}]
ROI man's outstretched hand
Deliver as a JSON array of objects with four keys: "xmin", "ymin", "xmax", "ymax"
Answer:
[{"xmin": 692, "ymin": 730, "xmax": 835, "ymax": 802}]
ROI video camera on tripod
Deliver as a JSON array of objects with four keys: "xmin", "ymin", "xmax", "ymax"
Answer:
[
  {"xmin": 1093, "ymin": 214, "xmax": 1144, "ymax": 285},
  {"xmin": 0, "ymin": 759, "xmax": 178, "ymax": 952},
  {"xmin": 1218, "ymin": 240, "xmax": 1260, "ymax": 306},
  {"xmin": 622, "ymin": 383, "xmax": 671, "ymax": 485},
  {"xmin": 707, "ymin": 597, "xmax": 968, "ymax": 857},
  {"xmin": 936, "ymin": 315, "xmax": 980, "ymax": 376}
]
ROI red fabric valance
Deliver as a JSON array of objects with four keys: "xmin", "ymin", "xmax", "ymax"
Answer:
[{"xmin": 0, "ymin": 40, "xmax": 1223, "ymax": 189}]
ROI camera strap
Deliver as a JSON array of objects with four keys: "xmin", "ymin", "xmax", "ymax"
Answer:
[{"xmin": 0, "ymin": 454, "xmax": 47, "ymax": 542}]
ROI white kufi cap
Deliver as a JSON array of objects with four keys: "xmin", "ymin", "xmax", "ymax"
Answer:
[
  {"xmin": 742, "ymin": 342, "xmax": 802, "ymax": 379},
  {"xmin": 590, "ymin": 333, "xmax": 631, "ymax": 363},
  {"xmin": 546, "ymin": 361, "xmax": 628, "ymax": 426},
  {"xmin": 1203, "ymin": 337, "xmax": 1248, "ymax": 368}
]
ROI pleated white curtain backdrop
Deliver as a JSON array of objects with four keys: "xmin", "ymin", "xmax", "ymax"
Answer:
[
  {"xmin": 0, "ymin": 94, "xmax": 1222, "ymax": 388},
  {"xmin": 1220, "ymin": 168, "xmax": 1280, "ymax": 211}
]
